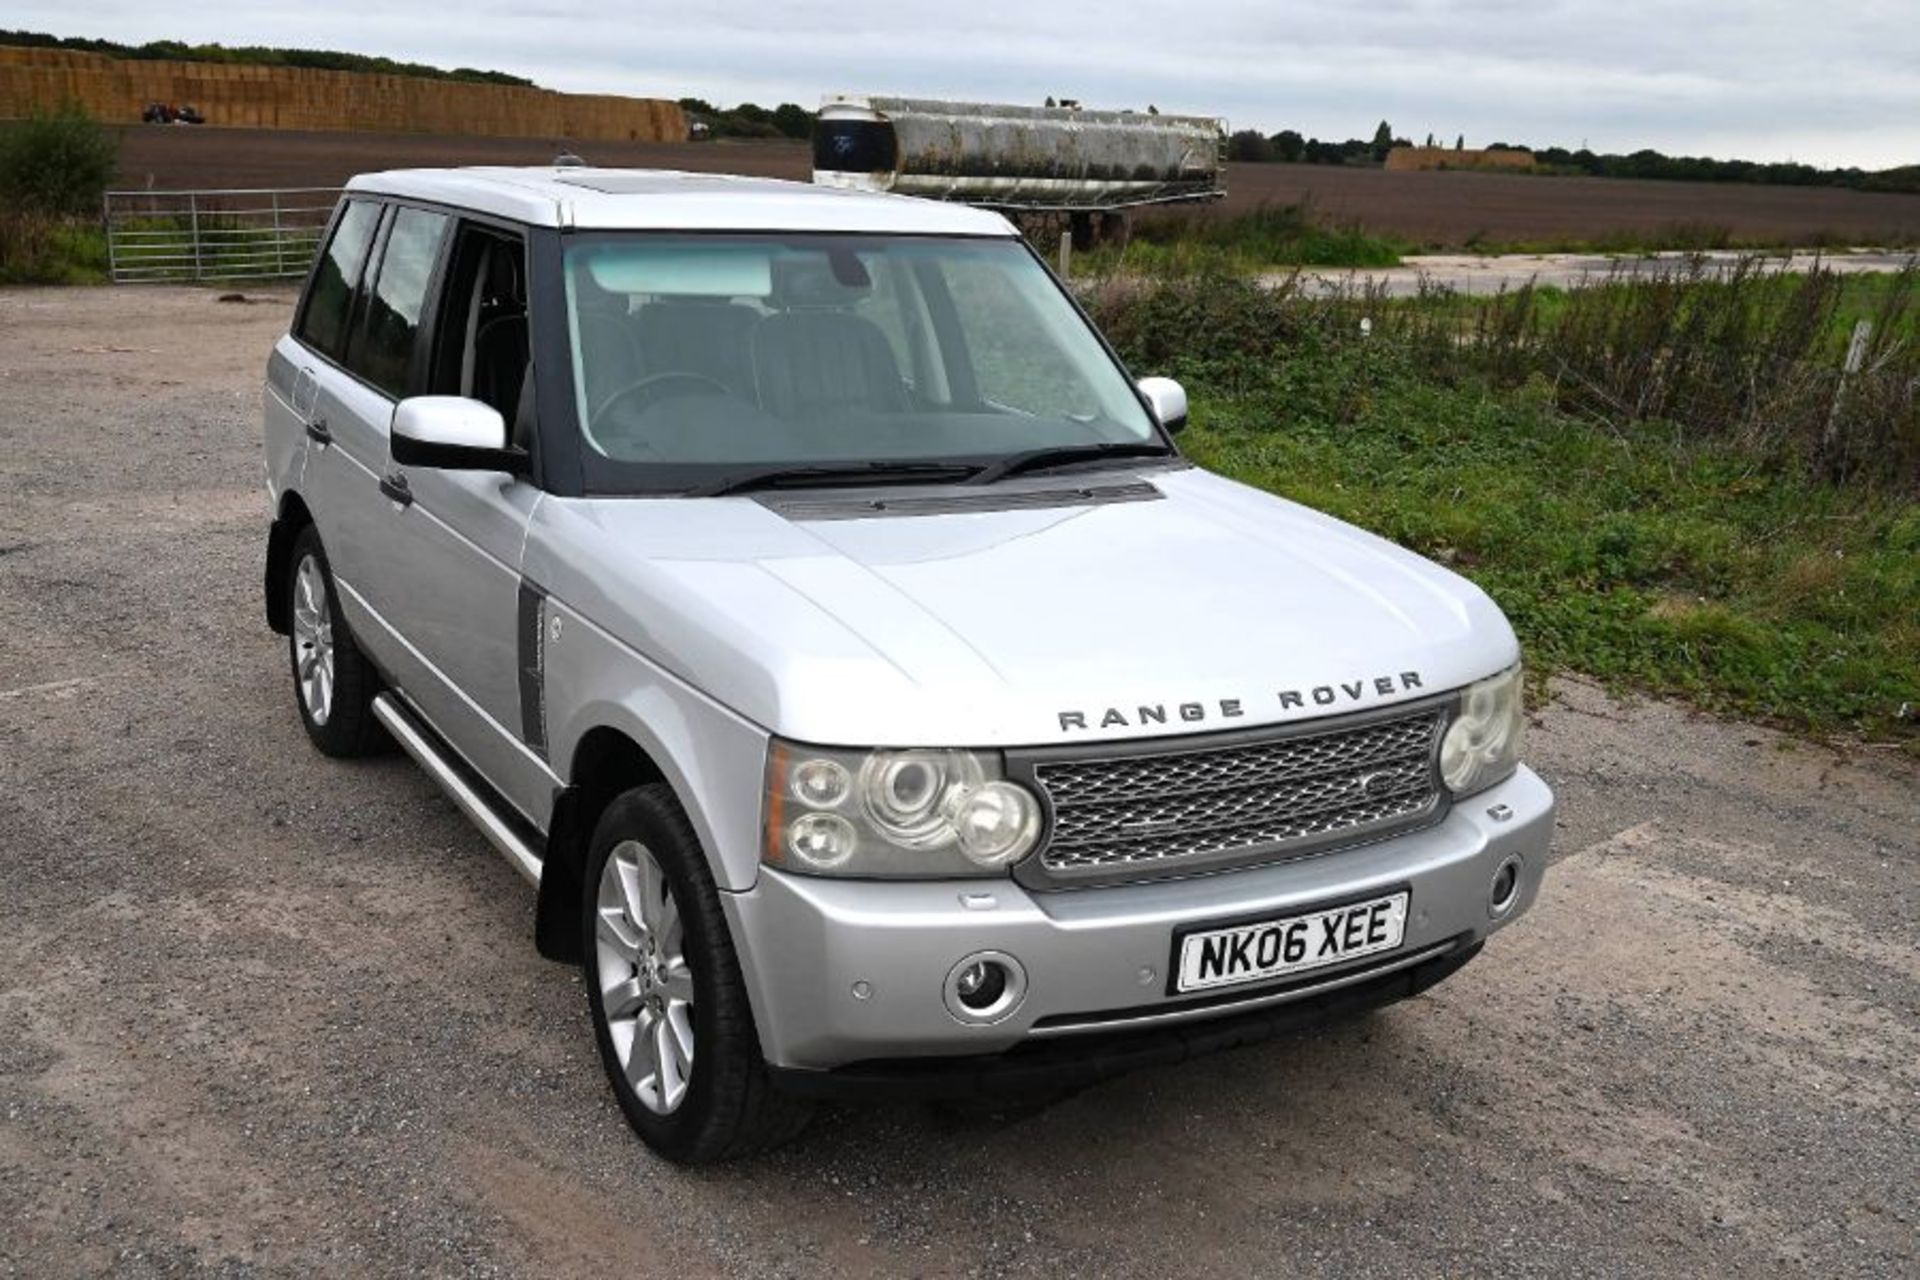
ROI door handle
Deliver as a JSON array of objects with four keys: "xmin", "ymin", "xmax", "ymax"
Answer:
[
  {"xmin": 305, "ymin": 416, "xmax": 332, "ymax": 446},
  {"xmin": 292, "ymin": 367, "xmax": 319, "ymax": 418},
  {"xmin": 379, "ymin": 472, "xmax": 413, "ymax": 507}
]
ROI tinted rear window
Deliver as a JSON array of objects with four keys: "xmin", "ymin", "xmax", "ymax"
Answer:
[
  {"xmin": 296, "ymin": 199, "xmax": 380, "ymax": 360},
  {"xmin": 353, "ymin": 207, "xmax": 449, "ymax": 397}
]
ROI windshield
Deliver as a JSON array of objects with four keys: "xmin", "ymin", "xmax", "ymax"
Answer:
[{"xmin": 560, "ymin": 233, "xmax": 1162, "ymax": 491}]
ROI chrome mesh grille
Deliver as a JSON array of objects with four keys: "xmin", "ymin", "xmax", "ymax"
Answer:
[{"xmin": 1027, "ymin": 707, "xmax": 1446, "ymax": 881}]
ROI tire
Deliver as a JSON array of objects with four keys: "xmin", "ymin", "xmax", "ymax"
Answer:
[
  {"xmin": 286, "ymin": 524, "xmax": 387, "ymax": 758},
  {"xmin": 583, "ymin": 784, "xmax": 813, "ymax": 1164}
]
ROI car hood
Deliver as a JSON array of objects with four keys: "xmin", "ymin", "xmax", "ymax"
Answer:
[{"xmin": 529, "ymin": 466, "xmax": 1517, "ymax": 747}]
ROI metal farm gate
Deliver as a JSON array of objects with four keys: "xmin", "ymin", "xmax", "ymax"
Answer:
[{"xmin": 103, "ymin": 187, "xmax": 340, "ymax": 283}]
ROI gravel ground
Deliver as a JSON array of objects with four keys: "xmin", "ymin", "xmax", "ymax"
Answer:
[{"xmin": 1, "ymin": 285, "xmax": 1915, "ymax": 1278}]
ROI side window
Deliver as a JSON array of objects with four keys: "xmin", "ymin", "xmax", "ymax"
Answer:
[
  {"xmin": 428, "ymin": 225, "xmax": 531, "ymax": 438},
  {"xmin": 352, "ymin": 206, "xmax": 450, "ymax": 398},
  {"xmin": 295, "ymin": 199, "xmax": 380, "ymax": 361}
]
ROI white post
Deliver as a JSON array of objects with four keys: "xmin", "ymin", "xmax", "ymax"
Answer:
[
  {"xmin": 1058, "ymin": 226, "xmax": 1072, "ymax": 277},
  {"xmin": 1843, "ymin": 318, "xmax": 1873, "ymax": 376},
  {"xmin": 1823, "ymin": 319, "xmax": 1873, "ymax": 463}
]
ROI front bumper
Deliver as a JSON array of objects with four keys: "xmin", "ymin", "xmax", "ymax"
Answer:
[{"xmin": 723, "ymin": 764, "xmax": 1553, "ymax": 1074}]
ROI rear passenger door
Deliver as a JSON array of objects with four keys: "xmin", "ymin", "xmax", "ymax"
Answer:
[{"xmin": 291, "ymin": 197, "xmax": 402, "ymax": 656}]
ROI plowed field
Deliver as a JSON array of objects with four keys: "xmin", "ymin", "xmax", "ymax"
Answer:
[{"xmin": 113, "ymin": 125, "xmax": 1920, "ymax": 247}]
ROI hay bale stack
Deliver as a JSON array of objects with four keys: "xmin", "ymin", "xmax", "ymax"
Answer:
[
  {"xmin": 0, "ymin": 46, "xmax": 687, "ymax": 142},
  {"xmin": 1385, "ymin": 146, "xmax": 1535, "ymax": 173}
]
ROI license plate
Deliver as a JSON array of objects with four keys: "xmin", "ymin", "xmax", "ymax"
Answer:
[{"xmin": 1174, "ymin": 891, "xmax": 1410, "ymax": 994}]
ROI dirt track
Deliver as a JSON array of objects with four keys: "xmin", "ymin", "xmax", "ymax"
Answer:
[
  {"xmin": 112, "ymin": 126, "xmax": 1920, "ymax": 247},
  {"xmin": 1, "ymin": 286, "xmax": 1916, "ymax": 1277}
]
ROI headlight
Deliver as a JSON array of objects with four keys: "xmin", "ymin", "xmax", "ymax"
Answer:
[
  {"xmin": 859, "ymin": 750, "xmax": 984, "ymax": 847},
  {"xmin": 1439, "ymin": 665, "xmax": 1524, "ymax": 796},
  {"xmin": 765, "ymin": 741, "xmax": 1044, "ymax": 877}
]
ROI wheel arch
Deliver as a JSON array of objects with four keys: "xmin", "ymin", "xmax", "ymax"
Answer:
[
  {"xmin": 535, "ymin": 724, "xmax": 670, "ymax": 962},
  {"xmin": 264, "ymin": 489, "xmax": 315, "ymax": 635}
]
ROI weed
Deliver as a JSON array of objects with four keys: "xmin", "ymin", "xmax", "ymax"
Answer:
[
  {"xmin": 0, "ymin": 210, "xmax": 107, "ymax": 283},
  {"xmin": 0, "ymin": 103, "xmax": 116, "ymax": 283}
]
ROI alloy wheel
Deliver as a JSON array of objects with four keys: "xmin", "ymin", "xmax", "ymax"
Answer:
[
  {"xmin": 595, "ymin": 839, "xmax": 696, "ymax": 1114},
  {"xmin": 292, "ymin": 554, "xmax": 335, "ymax": 725}
]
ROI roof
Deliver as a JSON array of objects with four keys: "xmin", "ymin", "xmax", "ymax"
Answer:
[{"xmin": 342, "ymin": 167, "xmax": 1019, "ymax": 236}]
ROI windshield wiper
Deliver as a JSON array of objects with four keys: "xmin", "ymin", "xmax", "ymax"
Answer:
[
  {"xmin": 687, "ymin": 461, "xmax": 985, "ymax": 498},
  {"xmin": 967, "ymin": 441, "xmax": 1176, "ymax": 486}
]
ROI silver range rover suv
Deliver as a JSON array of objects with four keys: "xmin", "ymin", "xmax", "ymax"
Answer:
[{"xmin": 261, "ymin": 166, "xmax": 1554, "ymax": 1164}]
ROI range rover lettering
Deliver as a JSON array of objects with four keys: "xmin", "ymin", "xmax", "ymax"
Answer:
[{"xmin": 261, "ymin": 166, "xmax": 1554, "ymax": 1164}]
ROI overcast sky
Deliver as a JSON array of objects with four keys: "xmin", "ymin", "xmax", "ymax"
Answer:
[{"xmin": 17, "ymin": 2, "xmax": 1920, "ymax": 168}]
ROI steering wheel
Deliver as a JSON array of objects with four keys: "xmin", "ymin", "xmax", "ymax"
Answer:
[{"xmin": 592, "ymin": 371, "xmax": 735, "ymax": 428}]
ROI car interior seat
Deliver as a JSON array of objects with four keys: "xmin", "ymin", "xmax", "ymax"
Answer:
[
  {"xmin": 632, "ymin": 298, "xmax": 759, "ymax": 398},
  {"xmin": 572, "ymin": 270, "xmax": 638, "ymax": 416},
  {"xmin": 749, "ymin": 256, "xmax": 907, "ymax": 419},
  {"xmin": 470, "ymin": 241, "xmax": 531, "ymax": 445}
]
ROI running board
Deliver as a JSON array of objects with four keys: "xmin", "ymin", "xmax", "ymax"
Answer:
[{"xmin": 372, "ymin": 693, "xmax": 543, "ymax": 886}]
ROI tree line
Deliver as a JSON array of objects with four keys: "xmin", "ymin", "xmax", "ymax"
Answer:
[
  {"xmin": 676, "ymin": 98, "xmax": 814, "ymax": 140},
  {"xmin": 1225, "ymin": 119, "xmax": 1918, "ymax": 193},
  {"xmin": 0, "ymin": 29, "xmax": 532, "ymax": 86},
  {"xmin": 1524, "ymin": 146, "xmax": 1918, "ymax": 193},
  {"xmin": 1227, "ymin": 121, "xmax": 1418, "ymax": 166}
]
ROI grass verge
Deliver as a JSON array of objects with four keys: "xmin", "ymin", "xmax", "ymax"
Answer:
[
  {"xmin": 0, "ymin": 211, "xmax": 107, "ymax": 283},
  {"xmin": 1086, "ymin": 270, "xmax": 1918, "ymax": 749},
  {"xmin": 1075, "ymin": 203, "xmax": 1408, "ymax": 276}
]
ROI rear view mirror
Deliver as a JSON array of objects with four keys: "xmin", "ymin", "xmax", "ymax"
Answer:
[
  {"xmin": 1138, "ymin": 376, "xmax": 1189, "ymax": 434},
  {"xmin": 390, "ymin": 397, "xmax": 524, "ymax": 473}
]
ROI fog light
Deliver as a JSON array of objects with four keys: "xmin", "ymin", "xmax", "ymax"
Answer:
[
  {"xmin": 942, "ymin": 951, "xmax": 1027, "ymax": 1025},
  {"xmin": 1489, "ymin": 855, "xmax": 1522, "ymax": 917},
  {"xmin": 954, "ymin": 960, "xmax": 1006, "ymax": 1008}
]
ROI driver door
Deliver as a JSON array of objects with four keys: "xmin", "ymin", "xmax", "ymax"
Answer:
[{"xmin": 376, "ymin": 218, "xmax": 555, "ymax": 825}]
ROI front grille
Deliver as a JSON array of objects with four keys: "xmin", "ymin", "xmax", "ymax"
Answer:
[{"xmin": 1018, "ymin": 704, "xmax": 1448, "ymax": 885}]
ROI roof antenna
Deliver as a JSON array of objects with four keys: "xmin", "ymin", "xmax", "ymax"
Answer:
[{"xmin": 553, "ymin": 152, "xmax": 587, "ymax": 168}]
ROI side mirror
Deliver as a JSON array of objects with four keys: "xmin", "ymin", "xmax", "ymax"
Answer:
[
  {"xmin": 390, "ymin": 396, "xmax": 524, "ymax": 473},
  {"xmin": 1138, "ymin": 376, "xmax": 1189, "ymax": 434}
]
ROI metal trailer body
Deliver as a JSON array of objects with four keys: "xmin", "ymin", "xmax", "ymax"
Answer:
[{"xmin": 812, "ymin": 94, "xmax": 1226, "ymax": 212}]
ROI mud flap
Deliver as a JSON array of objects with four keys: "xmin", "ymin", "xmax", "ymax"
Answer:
[{"xmin": 534, "ymin": 784, "xmax": 586, "ymax": 963}]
